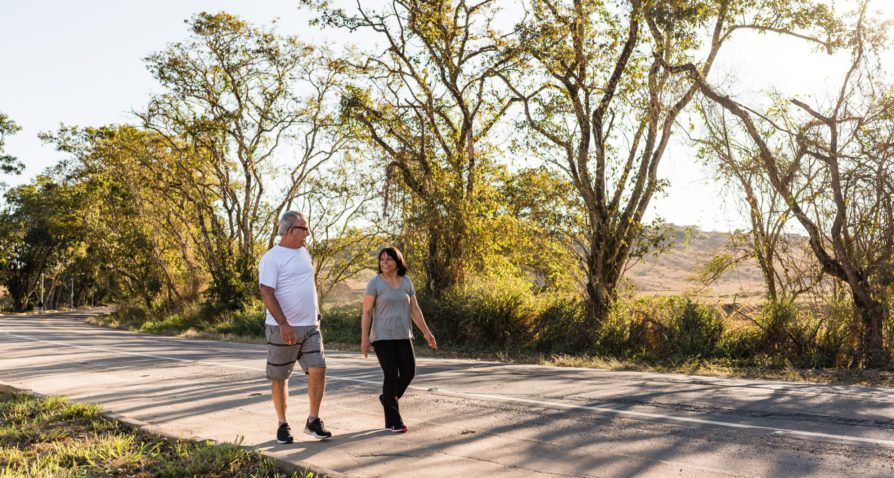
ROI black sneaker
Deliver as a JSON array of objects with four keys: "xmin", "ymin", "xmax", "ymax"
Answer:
[
  {"xmin": 304, "ymin": 417, "xmax": 332, "ymax": 440},
  {"xmin": 387, "ymin": 423, "xmax": 408, "ymax": 433},
  {"xmin": 276, "ymin": 423, "xmax": 293, "ymax": 444}
]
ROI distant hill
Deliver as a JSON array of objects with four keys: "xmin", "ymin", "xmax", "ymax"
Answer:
[{"xmin": 625, "ymin": 226, "xmax": 766, "ymax": 304}]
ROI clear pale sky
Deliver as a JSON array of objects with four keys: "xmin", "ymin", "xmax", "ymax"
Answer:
[{"xmin": 1, "ymin": 1, "xmax": 891, "ymax": 232}]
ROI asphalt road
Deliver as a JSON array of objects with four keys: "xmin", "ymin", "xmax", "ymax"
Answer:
[{"xmin": 1, "ymin": 309, "xmax": 893, "ymax": 477}]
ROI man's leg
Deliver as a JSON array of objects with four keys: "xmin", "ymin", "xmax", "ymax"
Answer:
[
  {"xmin": 303, "ymin": 367, "xmax": 332, "ymax": 439},
  {"xmin": 272, "ymin": 379, "xmax": 288, "ymax": 423},
  {"xmin": 307, "ymin": 367, "xmax": 325, "ymax": 417}
]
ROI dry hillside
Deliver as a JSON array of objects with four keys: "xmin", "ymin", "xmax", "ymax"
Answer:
[{"xmin": 626, "ymin": 227, "xmax": 766, "ymax": 304}]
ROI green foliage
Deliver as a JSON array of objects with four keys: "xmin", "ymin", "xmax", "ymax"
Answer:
[
  {"xmin": 531, "ymin": 298, "xmax": 593, "ymax": 354},
  {"xmin": 320, "ymin": 305, "xmax": 362, "ymax": 345},
  {"xmin": 214, "ymin": 308, "xmax": 267, "ymax": 338},
  {"xmin": 0, "ymin": 112, "xmax": 22, "ymax": 176},
  {"xmin": 140, "ymin": 11, "xmax": 341, "ymax": 310},
  {"xmin": 595, "ymin": 297, "xmax": 724, "ymax": 360},
  {"xmin": 0, "ymin": 175, "xmax": 95, "ymax": 311},
  {"xmin": 108, "ymin": 301, "xmax": 269, "ymax": 339},
  {"xmin": 420, "ymin": 274, "xmax": 539, "ymax": 349},
  {"xmin": 586, "ymin": 295, "xmax": 863, "ymax": 368},
  {"xmin": 751, "ymin": 298, "xmax": 858, "ymax": 368}
]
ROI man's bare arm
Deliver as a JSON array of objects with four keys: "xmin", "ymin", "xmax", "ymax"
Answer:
[{"xmin": 260, "ymin": 285, "xmax": 296, "ymax": 344}]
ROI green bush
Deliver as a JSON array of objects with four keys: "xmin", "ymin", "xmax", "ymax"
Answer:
[
  {"xmin": 139, "ymin": 311, "xmax": 201, "ymax": 335},
  {"xmin": 669, "ymin": 300, "xmax": 724, "ymax": 357},
  {"xmin": 754, "ymin": 300, "xmax": 799, "ymax": 357},
  {"xmin": 736, "ymin": 298, "xmax": 859, "ymax": 368},
  {"xmin": 321, "ymin": 305, "xmax": 362, "ymax": 344},
  {"xmin": 418, "ymin": 274, "xmax": 540, "ymax": 349},
  {"xmin": 112, "ymin": 302, "xmax": 151, "ymax": 327},
  {"xmin": 213, "ymin": 308, "xmax": 266, "ymax": 338},
  {"xmin": 595, "ymin": 296, "xmax": 724, "ymax": 360},
  {"xmin": 531, "ymin": 297, "xmax": 593, "ymax": 354},
  {"xmin": 716, "ymin": 324, "xmax": 761, "ymax": 361}
]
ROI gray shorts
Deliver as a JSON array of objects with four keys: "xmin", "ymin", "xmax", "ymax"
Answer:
[{"xmin": 265, "ymin": 324, "xmax": 326, "ymax": 380}]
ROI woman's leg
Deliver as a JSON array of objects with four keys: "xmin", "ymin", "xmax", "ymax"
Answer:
[
  {"xmin": 394, "ymin": 339, "xmax": 416, "ymax": 400},
  {"xmin": 373, "ymin": 340, "xmax": 400, "ymax": 427}
]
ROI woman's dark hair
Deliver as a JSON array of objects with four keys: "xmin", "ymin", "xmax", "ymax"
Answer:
[{"xmin": 377, "ymin": 246, "xmax": 408, "ymax": 276}]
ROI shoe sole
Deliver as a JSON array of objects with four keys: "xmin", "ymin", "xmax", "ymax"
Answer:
[
  {"xmin": 304, "ymin": 429, "xmax": 332, "ymax": 440},
  {"xmin": 276, "ymin": 439, "xmax": 294, "ymax": 444},
  {"xmin": 387, "ymin": 427, "xmax": 408, "ymax": 433}
]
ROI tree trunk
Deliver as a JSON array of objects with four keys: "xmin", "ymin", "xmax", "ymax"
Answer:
[
  {"xmin": 424, "ymin": 214, "xmax": 466, "ymax": 297},
  {"xmin": 12, "ymin": 293, "xmax": 29, "ymax": 312},
  {"xmin": 852, "ymin": 288, "xmax": 888, "ymax": 367},
  {"xmin": 583, "ymin": 234, "xmax": 623, "ymax": 327}
]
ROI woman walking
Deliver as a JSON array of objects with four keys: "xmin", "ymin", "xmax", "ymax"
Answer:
[{"xmin": 361, "ymin": 246, "xmax": 437, "ymax": 433}]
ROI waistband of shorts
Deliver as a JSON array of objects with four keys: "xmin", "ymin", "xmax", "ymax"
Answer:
[{"xmin": 266, "ymin": 323, "xmax": 319, "ymax": 330}]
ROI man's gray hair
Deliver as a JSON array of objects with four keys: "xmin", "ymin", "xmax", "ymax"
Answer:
[{"xmin": 278, "ymin": 210, "xmax": 307, "ymax": 236}]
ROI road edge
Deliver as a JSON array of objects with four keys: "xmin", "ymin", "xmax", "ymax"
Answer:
[{"xmin": 0, "ymin": 381, "xmax": 350, "ymax": 478}]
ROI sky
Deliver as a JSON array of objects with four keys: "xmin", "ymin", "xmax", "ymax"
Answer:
[{"xmin": 1, "ymin": 0, "xmax": 892, "ymax": 232}]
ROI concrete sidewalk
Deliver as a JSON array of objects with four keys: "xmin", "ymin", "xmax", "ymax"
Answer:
[{"xmin": 3, "ymin": 310, "xmax": 894, "ymax": 477}]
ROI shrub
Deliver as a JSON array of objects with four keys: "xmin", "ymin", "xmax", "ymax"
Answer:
[
  {"xmin": 801, "ymin": 294, "xmax": 858, "ymax": 368},
  {"xmin": 754, "ymin": 300, "xmax": 799, "ymax": 358},
  {"xmin": 668, "ymin": 300, "xmax": 724, "ymax": 357},
  {"xmin": 595, "ymin": 296, "xmax": 724, "ymax": 360},
  {"xmin": 321, "ymin": 305, "xmax": 362, "ymax": 344},
  {"xmin": 213, "ymin": 308, "xmax": 266, "ymax": 338},
  {"xmin": 418, "ymin": 274, "xmax": 539, "ymax": 349},
  {"xmin": 531, "ymin": 297, "xmax": 592, "ymax": 354}
]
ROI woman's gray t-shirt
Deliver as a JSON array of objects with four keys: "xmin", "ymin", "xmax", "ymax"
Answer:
[{"xmin": 365, "ymin": 275, "xmax": 416, "ymax": 342}]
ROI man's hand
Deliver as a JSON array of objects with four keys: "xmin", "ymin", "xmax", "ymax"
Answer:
[{"xmin": 279, "ymin": 322, "xmax": 296, "ymax": 345}]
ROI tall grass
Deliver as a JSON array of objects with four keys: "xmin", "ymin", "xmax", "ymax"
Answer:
[{"xmin": 0, "ymin": 392, "xmax": 313, "ymax": 478}]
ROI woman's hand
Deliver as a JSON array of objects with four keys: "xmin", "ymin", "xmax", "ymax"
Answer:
[
  {"xmin": 361, "ymin": 337, "xmax": 371, "ymax": 358},
  {"xmin": 424, "ymin": 332, "xmax": 438, "ymax": 351}
]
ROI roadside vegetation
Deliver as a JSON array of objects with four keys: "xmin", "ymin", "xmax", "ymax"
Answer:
[
  {"xmin": 90, "ymin": 285, "xmax": 894, "ymax": 388},
  {"xmin": 0, "ymin": 391, "xmax": 315, "ymax": 478},
  {"xmin": 3, "ymin": 1, "xmax": 894, "ymax": 380}
]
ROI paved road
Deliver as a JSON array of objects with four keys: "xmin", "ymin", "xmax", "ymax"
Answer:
[{"xmin": 2, "ymin": 310, "xmax": 894, "ymax": 477}]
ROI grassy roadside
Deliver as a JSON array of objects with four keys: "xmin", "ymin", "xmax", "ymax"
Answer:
[
  {"xmin": 83, "ymin": 306, "xmax": 894, "ymax": 389},
  {"xmin": 0, "ymin": 391, "xmax": 316, "ymax": 478}
]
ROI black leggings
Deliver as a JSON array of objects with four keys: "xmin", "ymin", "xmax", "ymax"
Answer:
[{"xmin": 373, "ymin": 339, "xmax": 416, "ymax": 426}]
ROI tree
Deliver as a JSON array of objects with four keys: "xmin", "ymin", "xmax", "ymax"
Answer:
[
  {"xmin": 309, "ymin": 0, "xmax": 520, "ymax": 295},
  {"xmin": 0, "ymin": 113, "xmax": 23, "ymax": 197},
  {"xmin": 43, "ymin": 125, "xmax": 206, "ymax": 308},
  {"xmin": 684, "ymin": 0, "xmax": 893, "ymax": 366},
  {"xmin": 296, "ymin": 157, "xmax": 383, "ymax": 305},
  {"xmin": 695, "ymin": 102, "xmax": 823, "ymax": 302},
  {"xmin": 139, "ymin": 12, "xmax": 346, "ymax": 308},
  {"xmin": 502, "ymin": 0, "xmax": 837, "ymax": 324},
  {"xmin": 497, "ymin": 167, "xmax": 585, "ymax": 293},
  {"xmin": 0, "ymin": 176, "xmax": 86, "ymax": 311}
]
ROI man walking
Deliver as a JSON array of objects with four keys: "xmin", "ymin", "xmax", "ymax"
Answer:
[{"xmin": 258, "ymin": 211, "xmax": 331, "ymax": 443}]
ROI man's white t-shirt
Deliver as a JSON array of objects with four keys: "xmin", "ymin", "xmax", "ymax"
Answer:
[{"xmin": 258, "ymin": 245, "xmax": 320, "ymax": 326}]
